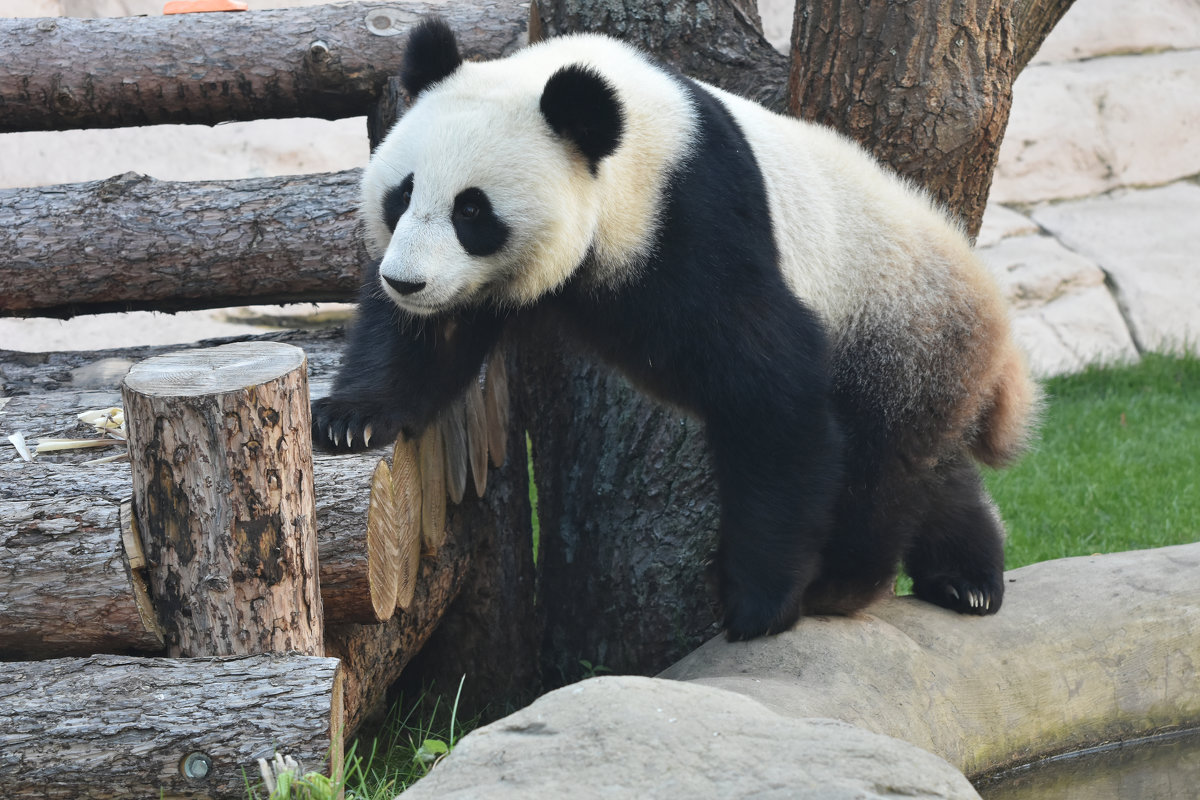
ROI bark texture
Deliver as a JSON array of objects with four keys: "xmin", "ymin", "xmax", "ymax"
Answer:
[
  {"xmin": 0, "ymin": 654, "xmax": 342, "ymax": 799},
  {"xmin": 0, "ymin": 171, "xmax": 360, "ymax": 319},
  {"xmin": 122, "ymin": 342, "xmax": 324, "ymax": 657},
  {"xmin": 787, "ymin": 0, "xmax": 1076, "ymax": 236},
  {"xmin": 0, "ymin": 494, "xmax": 162, "ymax": 660},
  {"xmin": 540, "ymin": 0, "xmax": 788, "ymax": 108},
  {"xmin": 0, "ymin": 1, "xmax": 529, "ymax": 133},
  {"xmin": 516, "ymin": 337, "xmax": 721, "ymax": 682}
]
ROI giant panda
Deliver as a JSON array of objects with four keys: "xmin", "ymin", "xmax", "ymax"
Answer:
[{"xmin": 312, "ymin": 18, "xmax": 1039, "ymax": 641}]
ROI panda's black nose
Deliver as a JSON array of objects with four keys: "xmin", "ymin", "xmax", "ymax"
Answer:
[{"xmin": 385, "ymin": 276, "xmax": 427, "ymax": 296}]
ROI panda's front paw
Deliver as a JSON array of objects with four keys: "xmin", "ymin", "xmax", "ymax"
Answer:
[
  {"xmin": 310, "ymin": 396, "xmax": 403, "ymax": 452},
  {"xmin": 912, "ymin": 571, "xmax": 1004, "ymax": 616}
]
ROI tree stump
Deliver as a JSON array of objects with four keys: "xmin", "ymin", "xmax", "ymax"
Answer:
[{"xmin": 122, "ymin": 342, "xmax": 323, "ymax": 657}]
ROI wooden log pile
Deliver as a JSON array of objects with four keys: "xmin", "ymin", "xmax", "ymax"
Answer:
[{"xmin": 0, "ymin": 331, "xmax": 520, "ymax": 794}]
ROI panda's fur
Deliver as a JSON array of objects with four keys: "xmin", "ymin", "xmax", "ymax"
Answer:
[{"xmin": 313, "ymin": 19, "xmax": 1040, "ymax": 640}]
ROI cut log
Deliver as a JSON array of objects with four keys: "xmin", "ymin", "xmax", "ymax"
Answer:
[
  {"xmin": 0, "ymin": 495, "xmax": 162, "ymax": 660},
  {"xmin": 0, "ymin": 1, "xmax": 529, "ymax": 133},
  {"xmin": 0, "ymin": 653, "xmax": 342, "ymax": 800},
  {"xmin": 0, "ymin": 171, "xmax": 361, "ymax": 319},
  {"xmin": 122, "ymin": 342, "xmax": 324, "ymax": 657},
  {"xmin": 419, "ymin": 424, "xmax": 447, "ymax": 552}
]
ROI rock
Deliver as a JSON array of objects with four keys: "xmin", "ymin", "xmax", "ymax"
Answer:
[
  {"xmin": 990, "ymin": 50, "xmax": 1200, "ymax": 204},
  {"xmin": 977, "ymin": 233, "xmax": 1139, "ymax": 375},
  {"xmin": 1031, "ymin": 182, "xmax": 1200, "ymax": 355},
  {"xmin": 975, "ymin": 204, "xmax": 1040, "ymax": 249},
  {"xmin": 661, "ymin": 544, "xmax": 1200, "ymax": 778},
  {"xmin": 1032, "ymin": 0, "xmax": 1200, "ymax": 64},
  {"xmin": 399, "ymin": 675, "xmax": 981, "ymax": 800}
]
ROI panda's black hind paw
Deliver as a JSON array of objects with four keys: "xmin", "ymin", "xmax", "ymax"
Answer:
[
  {"xmin": 310, "ymin": 396, "xmax": 403, "ymax": 453},
  {"xmin": 912, "ymin": 572, "xmax": 1004, "ymax": 616}
]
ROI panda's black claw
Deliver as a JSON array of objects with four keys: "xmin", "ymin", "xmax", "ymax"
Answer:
[
  {"xmin": 311, "ymin": 397, "xmax": 400, "ymax": 453},
  {"xmin": 913, "ymin": 572, "xmax": 1003, "ymax": 617}
]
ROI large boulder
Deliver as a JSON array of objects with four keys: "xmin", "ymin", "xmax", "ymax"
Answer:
[
  {"xmin": 399, "ymin": 675, "xmax": 981, "ymax": 799},
  {"xmin": 662, "ymin": 544, "xmax": 1200, "ymax": 777}
]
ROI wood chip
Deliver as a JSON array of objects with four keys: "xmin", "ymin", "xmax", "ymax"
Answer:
[
  {"xmin": 418, "ymin": 425, "xmax": 446, "ymax": 552},
  {"xmin": 465, "ymin": 376, "xmax": 488, "ymax": 498},
  {"xmin": 483, "ymin": 349, "xmax": 510, "ymax": 468},
  {"xmin": 390, "ymin": 435, "xmax": 422, "ymax": 612},
  {"xmin": 441, "ymin": 400, "xmax": 468, "ymax": 506}
]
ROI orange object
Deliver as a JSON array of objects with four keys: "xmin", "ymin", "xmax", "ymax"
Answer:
[{"xmin": 163, "ymin": 0, "xmax": 248, "ymax": 13}]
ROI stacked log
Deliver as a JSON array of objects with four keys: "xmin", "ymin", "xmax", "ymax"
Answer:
[{"xmin": 0, "ymin": 654, "xmax": 343, "ymax": 799}]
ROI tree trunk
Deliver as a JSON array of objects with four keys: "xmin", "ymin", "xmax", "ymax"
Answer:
[
  {"xmin": 787, "ymin": 0, "xmax": 1077, "ymax": 237},
  {"xmin": 0, "ymin": 654, "xmax": 342, "ymax": 800},
  {"xmin": 0, "ymin": 1, "xmax": 529, "ymax": 133},
  {"xmin": 122, "ymin": 342, "xmax": 324, "ymax": 657},
  {"xmin": 0, "ymin": 171, "xmax": 361, "ymax": 319}
]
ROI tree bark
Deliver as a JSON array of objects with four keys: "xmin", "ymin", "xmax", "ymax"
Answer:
[
  {"xmin": 122, "ymin": 342, "xmax": 324, "ymax": 657},
  {"xmin": 0, "ymin": 1, "xmax": 529, "ymax": 133},
  {"xmin": 0, "ymin": 171, "xmax": 361, "ymax": 319},
  {"xmin": 0, "ymin": 654, "xmax": 342, "ymax": 800}
]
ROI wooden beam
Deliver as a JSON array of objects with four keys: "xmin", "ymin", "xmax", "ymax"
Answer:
[
  {"xmin": 0, "ymin": 171, "xmax": 361, "ymax": 319},
  {"xmin": 0, "ymin": 654, "xmax": 342, "ymax": 799},
  {"xmin": 0, "ymin": 1, "xmax": 529, "ymax": 133}
]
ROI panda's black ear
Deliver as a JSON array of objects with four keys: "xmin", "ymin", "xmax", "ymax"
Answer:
[
  {"xmin": 540, "ymin": 65, "xmax": 625, "ymax": 175},
  {"xmin": 401, "ymin": 17, "xmax": 462, "ymax": 98}
]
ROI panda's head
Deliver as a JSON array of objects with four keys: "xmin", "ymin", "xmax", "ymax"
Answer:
[{"xmin": 360, "ymin": 19, "xmax": 627, "ymax": 316}]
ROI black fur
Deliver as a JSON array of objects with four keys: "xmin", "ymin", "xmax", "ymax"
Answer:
[
  {"xmin": 401, "ymin": 18, "xmax": 462, "ymax": 98},
  {"xmin": 546, "ymin": 79, "xmax": 844, "ymax": 640},
  {"xmin": 452, "ymin": 188, "xmax": 509, "ymax": 256},
  {"xmin": 312, "ymin": 259, "xmax": 506, "ymax": 451},
  {"xmin": 383, "ymin": 174, "xmax": 414, "ymax": 231},
  {"xmin": 540, "ymin": 65, "xmax": 625, "ymax": 175}
]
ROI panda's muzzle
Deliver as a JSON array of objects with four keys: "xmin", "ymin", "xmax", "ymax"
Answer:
[{"xmin": 384, "ymin": 276, "xmax": 427, "ymax": 296}]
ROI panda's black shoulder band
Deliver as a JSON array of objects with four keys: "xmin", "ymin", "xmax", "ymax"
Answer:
[
  {"xmin": 540, "ymin": 65, "xmax": 625, "ymax": 175},
  {"xmin": 401, "ymin": 17, "xmax": 463, "ymax": 98}
]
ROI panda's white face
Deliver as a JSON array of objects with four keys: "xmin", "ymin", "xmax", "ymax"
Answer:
[{"xmin": 361, "ymin": 75, "xmax": 603, "ymax": 316}]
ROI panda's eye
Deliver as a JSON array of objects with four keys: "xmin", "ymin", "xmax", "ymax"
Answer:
[
  {"xmin": 383, "ymin": 174, "xmax": 415, "ymax": 232},
  {"xmin": 458, "ymin": 201, "xmax": 480, "ymax": 220}
]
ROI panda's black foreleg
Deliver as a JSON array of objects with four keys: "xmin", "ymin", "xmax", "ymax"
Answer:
[
  {"xmin": 903, "ymin": 456, "xmax": 1006, "ymax": 615},
  {"xmin": 706, "ymin": 403, "xmax": 843, "ymax": 640},
  {"xmin": 312, "ymin": 271, "xmax": 506, "ymax": 452}
]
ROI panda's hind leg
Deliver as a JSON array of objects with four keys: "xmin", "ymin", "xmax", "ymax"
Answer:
[{"xmin": 904, "ymin": 457, "xmax": 1006, "ymax": 615}]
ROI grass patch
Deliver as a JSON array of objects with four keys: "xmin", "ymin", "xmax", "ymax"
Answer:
[
  {"xmin": 247, "ymin": 678, "xmax": 473, "ymax": 799},
  {"xmin": 986, "ymin": 352, "xmax": 1200, "ymax": 568}
]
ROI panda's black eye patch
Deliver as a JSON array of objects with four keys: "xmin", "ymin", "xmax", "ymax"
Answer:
[
  {"xmin": 452, "ymin": 188, "xmax": 508, "ymax": 256},
  {"xmin": 383, "ymin": 174, "xmax": 415, "ymax": 232}
]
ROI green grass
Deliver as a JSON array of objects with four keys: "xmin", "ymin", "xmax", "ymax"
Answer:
[
  {"xmin": 246, "ymin": 679, "xmax": 473, "ymax": 800},
  {"xmin": 986, "ymin": 352, "xmax": 1200, "ymax": 568}
]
